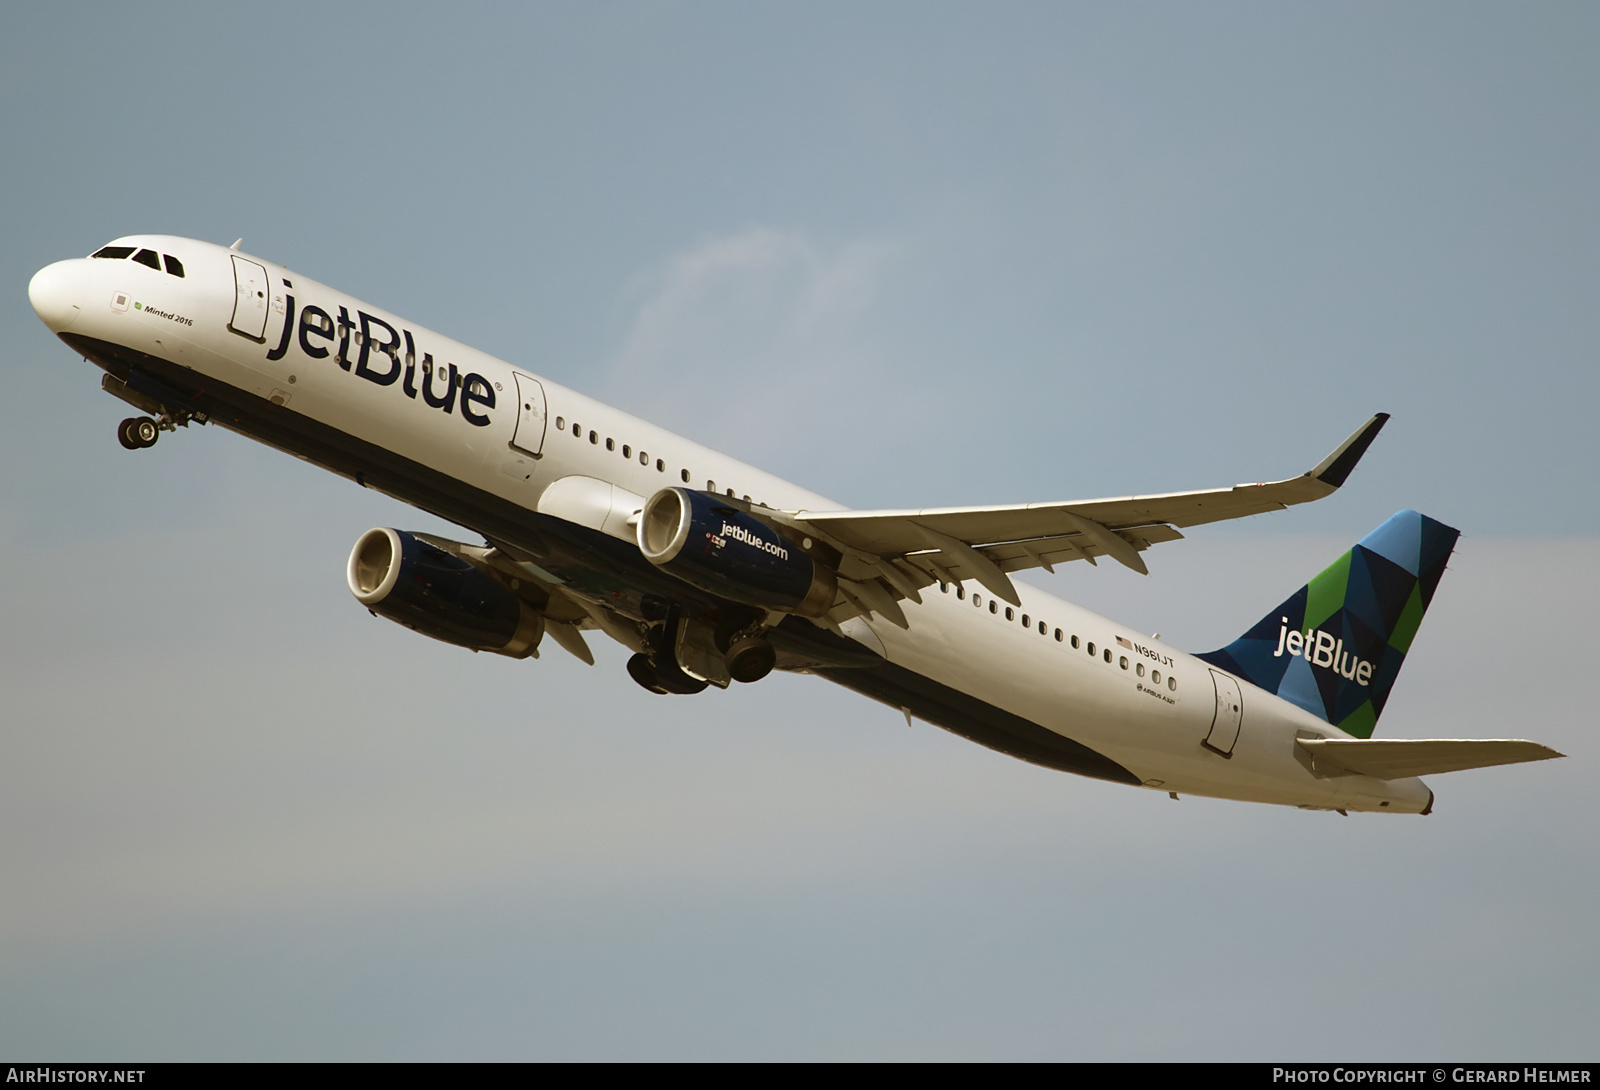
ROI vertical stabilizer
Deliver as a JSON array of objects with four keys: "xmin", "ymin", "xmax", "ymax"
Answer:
[{"xmin": 1197, "ymin": 511, "xmax": 1459, "ymax": 738}]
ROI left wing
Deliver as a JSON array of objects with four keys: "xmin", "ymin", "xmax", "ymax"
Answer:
[{"xmin": 766, "ymin": 414, "xmax": 1389, "ymax": 627}]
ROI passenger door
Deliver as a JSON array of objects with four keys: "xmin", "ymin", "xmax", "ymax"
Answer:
[
  {"xmin": 1204, "ymin": 670, "xmax": 1243, "ymax": 757},
  {"xmin": 509, "ymin": 371, "xmax": 548, "ymax": 456},
  {"xmin": 227, "ymin": 255, "xmax": 270, "ymax": 342}
]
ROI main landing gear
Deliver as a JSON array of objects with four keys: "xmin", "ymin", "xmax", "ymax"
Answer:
[
  {"xmin": 626, "ymin": 604, "xmax": 778, "ymax": 696},
  {"xmin": 626, "ymin": 651, "xmax": 704, "ymax": 696},
  {"xmin": 627, "ymin": 603, "xmax": 709, "ymax": 695}
]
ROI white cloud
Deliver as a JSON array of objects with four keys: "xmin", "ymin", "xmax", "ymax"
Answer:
[{"xmin": 599, "ymin": 228, "xmax": 919, "ymax": 469}]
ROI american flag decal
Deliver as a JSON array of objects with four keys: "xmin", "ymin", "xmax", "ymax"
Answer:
[{"xmin": 1116, "ymin": 636, "xmax": 1133, "ymax": 650}]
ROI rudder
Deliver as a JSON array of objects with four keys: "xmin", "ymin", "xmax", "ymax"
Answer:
[{"xmin": 1196, "ymin": 510, "xmax": 1459, "ymax": 738}]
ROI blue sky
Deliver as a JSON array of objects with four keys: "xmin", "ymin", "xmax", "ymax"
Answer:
[{"xmin": 1, "ymin": 2, "xmax": 1595, "ymax": 1059}]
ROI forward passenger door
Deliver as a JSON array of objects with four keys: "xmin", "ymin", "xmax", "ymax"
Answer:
[{"xmin": 509, "ymin": 371, "xmax": 548, "ymax": 456}]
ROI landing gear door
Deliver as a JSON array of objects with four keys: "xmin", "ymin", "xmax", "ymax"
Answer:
[
  {"xmin": 227, "ymin": 255, "xmax": 270, "ymax": 342},
  {"xmin": 1204, "ymin": 670, "xmax": 1243, "ymax": 757},
  {"xmin": 510, "ymin": 371, "xmax": 548, "ymax": 457}
]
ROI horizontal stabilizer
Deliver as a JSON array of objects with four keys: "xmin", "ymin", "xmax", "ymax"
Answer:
[{"xmin": 1298, "ymin": 738, "xmax": 1564, "ymax": 780}]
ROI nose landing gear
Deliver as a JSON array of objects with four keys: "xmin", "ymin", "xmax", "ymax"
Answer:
[
  {"xmin": 105, "ymin": 373, "xmax": 204, "ymax": 452},
  {"xmin": 117, "ymin": 416, "xmax": 160, "ymax": 449},
  {"xmin": 115, "ymin": 407, "xmax": 202, "ymax": 451}
]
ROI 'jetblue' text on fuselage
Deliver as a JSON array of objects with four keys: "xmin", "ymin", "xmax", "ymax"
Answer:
[{"xmin": 265, "ymin": 293, "xmax": 496, "ymax": 427}]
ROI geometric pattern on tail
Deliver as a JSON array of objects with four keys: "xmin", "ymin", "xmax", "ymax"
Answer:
[{"xmin": 1196, "ymin": 510, "xmax": 1459, "ymax": 738}]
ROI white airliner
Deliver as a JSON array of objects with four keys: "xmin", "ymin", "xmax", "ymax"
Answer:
[{"xmin": 28, "ymin": 235, "xmax": 1562, "ymax": 814}]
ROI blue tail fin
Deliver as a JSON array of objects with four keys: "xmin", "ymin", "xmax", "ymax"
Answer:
[{"xmin": 1196, "ymin": 510, "xmax": 1459, "ymax": 738}]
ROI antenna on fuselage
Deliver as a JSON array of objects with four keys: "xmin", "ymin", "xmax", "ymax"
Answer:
[{"xmin": 229, "ymin": 238, "xmax": 243, "ymax": 250}]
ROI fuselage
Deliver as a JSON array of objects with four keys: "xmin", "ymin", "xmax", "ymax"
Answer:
[{"xmin": 28, "ymin": 234, "xmax": 1433, "ymax": 814}]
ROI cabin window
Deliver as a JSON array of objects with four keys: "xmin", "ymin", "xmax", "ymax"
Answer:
[
  {"xmin": 1038, "ymin": 621, "xmax": 1047, "ymax": 635},
  {"xmin": 681, "ymin": 469, "xmax": 690, "ymax": 483},
  {"xmin": 989, "ymin": 601, "xmax": 998, "ymax": 615},
  {"xmin": 623, "ymin": 445, "xmax": 631, "ymax": 458},
  {"xmin": 132, "ymin": 248, "xmax": 160, "ymax": 270},
  {"xmin": 1071, "ymin": 635, "xmax": 1080, "ymax": 649},
  {"xmin": 1136, "ymin": 663, "xmax": 1145, "ymax": 677},
  {"xmin": 1021, "ymin": 614, "xmax": 1029, "ymax": 627},
  {"xmin": 1004, "ymin": 607, "xmax": 1014, "ymax": 621},
  {"xmin": 572, "ymin": 423, "xmax": 581, "ymax": 437},
  {"xmin": 657, "ymin": 459, "xmax": 665, "ymax": 472},
  {"xmin": 1119, "ymin": 656, "xmax": 1129, "ymax": 670},
  {"xmin": 707, "ymin": 480, "xmax": 716, "ymax": 492},
  {"xmin": 555, "ymin": 417, "xmax": 565, "ymax": 430},
  {"xmin": 956, "ymin": 586, "xmax": 965, "ymax": 600},
  {"xmin": 938, "ymin": 582, "xmax": 947, "ymax": 594},
  {"xmin": 1104, "ymin": 649, "xmax": 1112, "ymax": 663},
  {"xmin": 92, "ymin": 246, "xmax": 135, "ymax": 260},
  {"xmin": 1167, "ymin": 676, "xmax": 1176, "ymax": 691},
  {"xmin": 1152, "ymin": 670, "xmax": 1161, "ymax": 685},
  {"xmin": 1087, "ymin": 642, "xmax": 1096, "ymax": 657},
  {"xmin": 973, "ymin": 594, "xmax": 981, "ymax": 608},
  {"xmin": 589, "ymin": 430, "xmax": 598, "ymax": 444},
  {"xmin": 726, "ymin": 488, "xmax": 735, "ymax": 498},
  {"xmin": 639, "ymin": 451, "xmax": 649, "ymax": 465},
  {"xmin": 1054, "ymin": 628, "xmax": 1063, "ymax": 641}
]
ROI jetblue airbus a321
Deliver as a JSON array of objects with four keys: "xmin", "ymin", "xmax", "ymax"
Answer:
[{"xmin": 28, "ymin": 235, "xmax": 1563, "ymax": 814}]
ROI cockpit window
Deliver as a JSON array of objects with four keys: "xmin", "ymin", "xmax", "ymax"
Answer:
[
  {"xmin": 92, "ymin": 246, "xmax": 136, "ymax": 260},
  {"xmin": 163, "ymin": 254, "xmax": 185, "ymax": 278},
  {"xmin": 132, "ymin": 249, "xmax": 161, "ymax": 270}
]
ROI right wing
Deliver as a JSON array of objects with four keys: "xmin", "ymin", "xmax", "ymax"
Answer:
[{"xmin": 765, "ymin": 414, "xmax": 1390, "ymax": 627}]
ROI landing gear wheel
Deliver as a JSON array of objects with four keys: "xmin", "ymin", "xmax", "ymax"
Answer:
[
  {"xmin": 627, "ymin": 653, "xmax": 670, "ymax": 695},
  {"xmin": 725, "ymin": 634, "xmax": 776, "ymax": 683},
  {"xmin": 654, "ymin": 664, "xmax": 709, "ymax": 695},
  {"xmin": 119, "ymin": 416, "xmax": 159, "ymax": 449}
]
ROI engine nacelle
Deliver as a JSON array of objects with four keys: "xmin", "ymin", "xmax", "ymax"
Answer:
[
  {"xmin": 347, "ymin": 527, "xmax": 543, "ymax": 657},
  {"xmin": 637, "ymin": 488, "xmax": 836, "ymax": 616}
]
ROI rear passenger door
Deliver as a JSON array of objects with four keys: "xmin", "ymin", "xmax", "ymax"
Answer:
[{"xmin": 1204, "ymin": 670, "xmax": 1243, "ymax": 757}]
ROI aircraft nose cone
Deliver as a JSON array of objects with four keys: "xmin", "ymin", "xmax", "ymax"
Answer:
[{"xmin": 29, "ymin": 260, "xmax": 84, "ymax": 332}]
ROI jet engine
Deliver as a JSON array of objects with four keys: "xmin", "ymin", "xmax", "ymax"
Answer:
[
  {"xmin": 347, "ymin": 527, "xmax": 544, "ymax": 657},
  {"xmin": 636, "ymin": 488, "xmax": 835, "ymax": 616}
]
